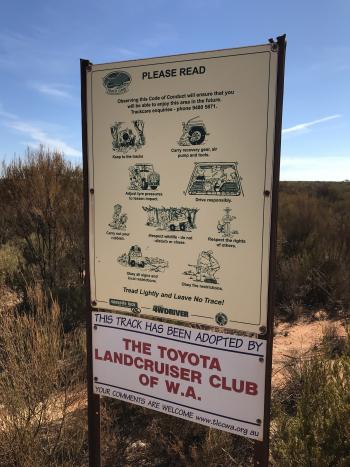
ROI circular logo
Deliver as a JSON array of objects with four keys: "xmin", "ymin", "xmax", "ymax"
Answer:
[
  {"xmin": 215, "ymin": 312, "xmax": 228, "ymax": 326},
  {"xmin": 131, "ymin": 306, "xmax": 141, "ymax": 315},
  {"xmin": 103, "ymin": 70, "xmax": 131, "ymax": 95}
]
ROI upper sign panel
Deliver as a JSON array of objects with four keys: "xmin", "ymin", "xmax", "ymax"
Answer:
[{"xmin": 86, "ymin": 44, "xmax": 278, "ymax": 333}]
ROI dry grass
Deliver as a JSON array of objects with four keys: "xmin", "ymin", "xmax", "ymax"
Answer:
[{"xmin": 0, "ymin": 285, "xmax": 87, "ymax": 467}]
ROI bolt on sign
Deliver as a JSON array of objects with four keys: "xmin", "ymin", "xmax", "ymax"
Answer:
[
  {"xmin": 93, "ymin": 312, "xmax": 267, "ymax": 440},
  {"xmin": 85, "ymin": 41, "xmax": 281, "ymax": 334}
]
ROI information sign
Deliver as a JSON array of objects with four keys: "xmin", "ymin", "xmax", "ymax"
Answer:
[
  {"xmin": 86, "ymin": 44, "xmax": 279, "ymax": 333},
  {"xmin": 93, "ymin": 311, "xmax": 266, "ymax": 440}
]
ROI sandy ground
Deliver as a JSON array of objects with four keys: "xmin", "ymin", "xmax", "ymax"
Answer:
[{"xmin": 272, "ymin": 317, "xmax": 347, "ymax": 386}]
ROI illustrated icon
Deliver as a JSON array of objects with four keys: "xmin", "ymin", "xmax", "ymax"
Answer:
[
  {"xmin": 185, "ymin": 162, "xmax": 243, "ymax": 196},
  {"xmin": 215, "ymin": 313, "xmax": 228, "ymax": 326},
  {"xmin": 118, "ymin": 245, "xmax": 168, "ymax": 273},
  {"xmin": 178, "ymin": 116, "xmax": 208, "ymax": 146},
  {"xmin": 111, "ymin": 120, "xmax": 145, "ymax": 152},
  {"xmin": 108, "ymin": 204, "xmax": 128, "ymax": 230},
  {"xmin": 129, "ymin": 163, "xmax": 160, "ymax": 191},
  {"xmin": 143, "ymin": 206, "xmax": 199, "ymax": 232},
  {"xmin": 184, "ymin": 250, "xmax": 220, "ymax": 284},
  {"xmin": 103, "ymin": 70, "xmax": 131, "ymax": 95},
  {"xmin": 217, "ymin": 207, "xmax": 238, "ymax": 237}
]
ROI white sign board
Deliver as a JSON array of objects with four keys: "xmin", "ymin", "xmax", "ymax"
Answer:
[
  {"xmin": 87, "ymin": 44, "xmax": 278, "ymax": 332},
  {"xmin": 93, "ymin": 312, "xmax": 266, "ymax": 440}
]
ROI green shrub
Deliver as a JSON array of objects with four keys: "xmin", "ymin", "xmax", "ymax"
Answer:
[{"xmin": 271, "ymin": 345, "xmax": 350, "ymax": 466}]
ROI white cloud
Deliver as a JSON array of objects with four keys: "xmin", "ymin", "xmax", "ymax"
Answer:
[
  {"xmin": 32, "ymin": 83, "xmax": 73, "ymax": 99},
  {"xmin": 0, "ymin": 109, "xmax": 81, "ymax": 157},
  {"xmin": 281, "ymin": 155, "xmax": 350, "ymax": 181},
  {"xmin": 282, "ymin": 115, "xmax": 341, "ymax": 135}
]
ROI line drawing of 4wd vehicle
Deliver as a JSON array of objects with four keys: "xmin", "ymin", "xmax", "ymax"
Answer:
[
  {"xmin": 142, "ymin": 206, "xmax": 199, "ymax": 232},
  {"xmin": 167, "ymin": 214, "xmax": 189, "ymax": 231},
  {"xmin": 128, "ymin": 245, "xmax": 145, "ymax": 268},
  {"xmin": 185, "ymin": 162, "xmax": 243, "ymax": 196},
  {"xmin": 179, "ymin": 116, "xmax": 208, "ymax": 146},
  {"xmin": 129, "ymin": 163, "xmax": 160, "ymax": 191}
]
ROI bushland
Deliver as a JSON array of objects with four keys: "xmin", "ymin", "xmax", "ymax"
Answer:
[
  {"xmin": 1, "ymin": 148, "xmax": 349, "ymax": 465},
  {"xmin": 0, "ymin": 147, "xmax": 84, "ymax": 328},
  {"xmin": 0, "ymin": 285, "xmax": 87, "ymax": 466},
  {"xmin": 276, "ymin": 181, "xmax": 350, "ymax": 320}
]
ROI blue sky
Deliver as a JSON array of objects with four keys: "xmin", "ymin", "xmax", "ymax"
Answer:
[{"xmin": 0, "ymin": 0, "xmax": 349, "ymax": 180}]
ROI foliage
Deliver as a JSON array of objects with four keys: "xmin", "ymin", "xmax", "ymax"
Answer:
[
  {"xmin": 277, "ymin": 181, "xmax": 350, "ymax": 319},
  {"xmin": 101, "ymin": 399, "xmax": 253, "ymax": 466},
  {"xmin": 0, "ymin": 241, "xmax": 23, "ymax": 284},
  {"xmin": 271, "ymin": 334, "xmax": 350, "ymax": 466},
  {"xmin": 0, "ymin": 285, "xmax": 87, "ymax": 467},
  {"xmin": 1, "ymin": 150, "xmax": 350, "ymax": 465},
  {"xmin": 0, "ymin": 147, "xmax": 84, "ymax": 327}
]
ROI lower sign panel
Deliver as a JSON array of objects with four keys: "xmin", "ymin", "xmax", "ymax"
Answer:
[{"xmin": 92, "ymin": 312, "xmax": 266, "ymax": 440}]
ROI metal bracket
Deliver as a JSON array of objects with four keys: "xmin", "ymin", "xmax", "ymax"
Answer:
[{"xmin": 268, "ymin": 38, "xmax": 278, "ymax": 52}]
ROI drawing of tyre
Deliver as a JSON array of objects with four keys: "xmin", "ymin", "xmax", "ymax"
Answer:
[
  {"xmin": 169, "ymin": 221, "xmax": 186, "ymax": 231},
  {"xmin": 178, "ymin": 117, "xmax": 208, "ymax": 146},
  {"xmin": 148, "ymin": 171, "xmax": 160, "ymax": 189},
  {"xmin": 185, "ymin": 162, "xmax": 243, "ymax": 196},
  {"xmin": 188, "ymin": 125, "xmax": 206, "ymax": 145}
]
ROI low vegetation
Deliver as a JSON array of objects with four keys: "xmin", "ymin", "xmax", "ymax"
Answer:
[
  {"xmin": 0, "ymin": 285, "xmax": 86, "ymax": 467},
  {"xmin": 271, "ymin": 329, "xmax": 350, "ymax": 466},
  {"xmin": 0, "ymin": 148, "xmax": 84, "ymax": 329},
  {"xmin": 0, "ymin": 148, "xmax": 349, "ymax": 465},
  {"xmin": 277, "ymin": 181, "xmax": 350, "ymax": 320}
]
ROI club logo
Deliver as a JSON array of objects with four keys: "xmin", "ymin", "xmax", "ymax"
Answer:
[
  {"xmin": 215, "ymin": 312, "xmax": 228, "ymax": 326},
  {"xmin": 103, "ymin": 70, "xmax": 131, "ymax": 95}
]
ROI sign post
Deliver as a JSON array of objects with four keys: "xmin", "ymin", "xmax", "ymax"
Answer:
[
  {"xmin": 81, "ymin": 35, "xmax": 286, "ymax": 467},
  {"xmin": 254, "ymin": 34, "xmax": 286, "ymax": 467},
  {"xmin": 81, "ymin": 59, "xmax": 101, "ymax": 467}
]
